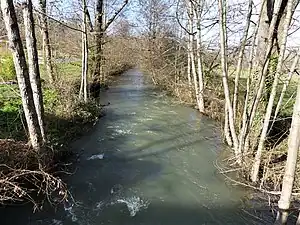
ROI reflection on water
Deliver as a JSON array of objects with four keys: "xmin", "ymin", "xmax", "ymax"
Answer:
[{"xmin": 0, "ymin": 69, "xmax": 274, "ymax": 225}]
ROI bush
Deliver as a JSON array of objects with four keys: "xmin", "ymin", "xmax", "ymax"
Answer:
[
  {"xmin": 0, "ymin": 54, "xmax": 16, "ymax": 81},
  {"xmin": 43, "ymin": 89, "xmax": 59, "ymax": 112}
]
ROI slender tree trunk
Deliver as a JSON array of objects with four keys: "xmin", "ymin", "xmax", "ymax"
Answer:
[
  {"xmin": 186, "ymin": 0, "xmax": 200, "ymax": 109},
  {"xmin": 94, "ymin": 0, "xmax": 104, "ymax": 81},
  {"xmin": 272, "ymin": 49, "xmax": 300, "ymax": 125},
  {"xmin": 238, "ymin": 0, "xmax": 264, "ymax": 155},
  {"xmin": 23, "ymin": 0, "xmax": 46, "ymax": 143},
  {"xmin": 186, "ymin": 30, "xmax": 193, "ymax": 99},
  {"xmin": 80, "ymin": 0, "xmax": 89, "ymax": 102},
  {"xmin": 246, "ymin": 0, "xmax": 283, "ymax": 140},
  {"xmin": 276, "ymin": 69, "xmax": 300, "ymax": 223},
  {"xmin": 38, "ymin": 0, "xmax": 54, "ymax": 84},
  {"xmin": 218, "ymin": 0, "xmax": 240, "ymax": 160},
  {"xmin": 251, "ymin": 0, "xmax": 293, "ymax": 182},
  {"xmin": 255, "ymin": 0, "xmax": 290, "ymax": 66},
  {"xmin": 195, "ymin": 0, "xmax": 205, "ymax": 113},
  {"xmin": 233, "ymin": 0, "xmax": 252, "ymax": 121},
  {"xmin": 224, "ymin": 104, "xmax": 233, "ymax": 146},
  {"xmin": 1, "ymin": 0, "xmax": 42, "ymax": 151}
]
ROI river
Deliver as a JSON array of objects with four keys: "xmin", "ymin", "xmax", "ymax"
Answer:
[{"xmin": 1, "ymin": 69, "xmax": 274, "ymax": 224}]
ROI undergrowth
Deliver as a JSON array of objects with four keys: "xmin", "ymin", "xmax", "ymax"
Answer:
[{"xmin": 0, "ymin": 61, "xmax": 101, "ymax": 207}]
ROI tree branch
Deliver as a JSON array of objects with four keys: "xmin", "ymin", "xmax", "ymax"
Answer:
[
  {"xmin": 104, "ymin": 0, "xmax": 128, "ymax": 31},
  {"xmin": 85, "ymin": 7, "xmax": 94, "ymax": 32},
  {"xmin": 175, "ymin": 0, "xmax": 196, "ymax": 35},
  {"xmin": 33, "ymin": 7, "xmax": 84, "ymax": 33}
]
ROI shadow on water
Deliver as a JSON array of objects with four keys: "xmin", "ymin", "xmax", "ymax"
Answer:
[
  {"xmin": 0, "ymin": 109, "xmax": 164, "ymax": 224},
  {"xmin": 0, "ymin": 69, "xmax": 280, "ymax": 225}
]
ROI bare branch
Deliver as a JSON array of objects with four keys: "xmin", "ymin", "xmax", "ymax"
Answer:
[{"xmin": 104, "ymin": 0, "xmax": 128, "ymax": 31}]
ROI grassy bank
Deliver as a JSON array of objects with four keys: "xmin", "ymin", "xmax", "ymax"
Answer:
[
  {"xmin": 0, "ymin": 54, "xmax": 134, "ymax": 206},
  {"xmin": 0, "ymin": 60, "xmax": 102, "ymax": 206}
]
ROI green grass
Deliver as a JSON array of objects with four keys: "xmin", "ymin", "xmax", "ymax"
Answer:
[
  {"xmin": 39, "ymin": 61, "xmax": 82, "ymax": 83},
  {"xmin": 0, "ymin": 61, "xmax": 100, "ymax": 145}
]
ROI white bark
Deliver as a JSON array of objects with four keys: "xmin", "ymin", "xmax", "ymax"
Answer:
[
  {"xmin": 186, "ymin": 7, "xmax": 193, "ymax": 99},
  {"xmin": 238, "ymin": 0, "xmax": 264, "ymax": 155},
  {"xmin": 80, "ymin": 0, "xmax": 89, "ymax": 102},
  {"xmin": 186, "ymin": 0, "xmax": 200, "ymax": 110},
  {"xmin": 195, "ymin": 0, "xmax": 205, "ymax": 113},
  {"xmin": 23, "ymin": 0, "xmax": 46, "ymax": 143},
  {"xmin": 1, "ymin": 0, "xmax": 42, "ymax": 151},
  {"xmin": 273, "ymin": 49, "xmax": 300, "ymax": 124},
  {"xmin": 277, "ymin": 69, "xmax": 300, "ymax": 212},
  {"xmin": 218, "ymin": 0, "xmax": 240, "ymax": 159},
  {"xmin": 232, "ymin": 0, "xmax": 252, "ymax": 121},
  {"xmin": 247, "ymin": 0, "xmax": 283, "ymax": 136},
  {"xmin": 224, "ymin": 104, "xmax": 233, "ymax": 146},
  {"xmin": 251, "ymin": 0, "xmax": 293, "ymax": 182}
]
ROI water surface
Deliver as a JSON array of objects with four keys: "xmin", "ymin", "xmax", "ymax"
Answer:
[{"xmin": 1, "ymin": 69, "xmax": 273, "ymax": 225}]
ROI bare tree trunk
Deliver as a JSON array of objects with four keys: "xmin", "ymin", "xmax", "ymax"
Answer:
[
  {"xmin": 246, "ymin": 0, "xmax": 283, "ymax": 142},
  {"xmin": 251, "ymin": 0, "xmax": 293, "ymax": 182},
  {"xmin": 238, "ymin": 0, "xmax": 264, "ymax": 155},
  {"xmin": 93, "ymin": 0, "xmax": 128, "ymax": 81},
  {"xmin": 186, "ymin": 22, "xmax": 193, "ymax": 99},
  {"xmin": 80, "ymin": 0, "xmax": 89, "ymax": 102},
  {"xmin": 1, "ymin": 0, "xmax": 42, "ymax": 151},
  {"xmin": 276, "ymin": 66, "xmax": 300, "ymax": 223},
  {"xmin": 23, "ymin": 0, "xmax": 46, "ymax": 143},
  {"xmin": 218, "ymin": 0, "xmax": 240, "ymax": 160},
  {"xmin": 272, "ymin": 49, "xmax": 300, "ymax": 125},
  {"xmin": 186, "ymin": 0, "xmax": 200, "ymax": 110},
  {"xmin": 38, "ymin": 0, "xmax": 54, "ymax": 84},
  {"xmin": 297, "ymin": 213, "xmax": 300, "ymax": 225},
  {"xmin": 255, "ymin": 0, "xmax": 290, "ymax": 66},
  {"xmin": 224, "ymin": 104, "xmax": 233, "ymax": 146},
  {"xmin": 94, "ymin": 0, "xmax": 104, "ymax": 81},
  {"xmin": 232, "ymin": 0, "xmax": 252, "ymax": 121},
  {"xmin": 195, "ymin": 0, "xmax": 205, "ymax": 113}
]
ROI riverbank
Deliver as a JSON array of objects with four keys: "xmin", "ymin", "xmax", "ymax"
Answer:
[
  {"xmin": 1, "ymin": 69, "xmax": 274, "ymax": 224},
  {"xmin": 139, "ymin": 66, "xmax": 299, "ymax": 206},
  {"xmin": 0, "ymin": 85, "xmax": 101, "ymax": 206},
  {"xmin": 0, "ymin": 61, "xmax": 133, "ymax": 207}
]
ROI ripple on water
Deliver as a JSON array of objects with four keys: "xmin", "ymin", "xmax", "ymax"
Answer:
[{"xmin": 51, "ymin": 219, "xmax": 63, "ymax": 225}]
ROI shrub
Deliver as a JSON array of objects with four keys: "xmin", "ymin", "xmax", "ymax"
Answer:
[
  {"xmin": 0, "ymin": 54, "xmax": 16, "ymax": 81},
  {"xmin": 43, "ymin": 89, "xmax": 59, "ymax": 112}
]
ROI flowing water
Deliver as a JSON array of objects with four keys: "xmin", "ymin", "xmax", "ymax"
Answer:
[{"xmin": 1, "ymin": 69, "xmax": 274, "ymax": 224}]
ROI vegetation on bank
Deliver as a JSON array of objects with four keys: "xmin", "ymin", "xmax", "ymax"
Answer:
[
  {"xmin": 0, "ymin": 0, "xmax": 135, "ymax": 207},
  {"xmin": 0, "ymin": 55, "xmax": 132, "ymax": 206},
  {"xmin": 136, "ymin": 0, "xmax": 300, "ymax": 222},
  {"xmin": 1, "ymin": 0, "xmax": 300, "ymax": 223},
  {"xmin": 0, "ymin": 58, "xmax": 100, "ymax": 204}
]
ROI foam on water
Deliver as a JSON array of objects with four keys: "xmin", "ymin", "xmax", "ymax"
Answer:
[
  {"xmin": 63, "ymin": 200, "xmax": 78, "ymax": 222},
  {"xmin": 115, "ymin": 196, "xmax": 150, "ymax": 217},
  {"xmin": 87, "ymin": 153, "xmax": 104, "ymax": 160}
]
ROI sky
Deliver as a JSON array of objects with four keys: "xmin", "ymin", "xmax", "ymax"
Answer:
[{"xmin": 30, "ymin": 0, "xmax": 300, "ymax": 49}]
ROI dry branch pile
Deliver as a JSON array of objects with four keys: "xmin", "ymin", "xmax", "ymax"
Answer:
[{"xmin": 0, "ymin": 139, "xmax": 68, "ymax": 209}]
